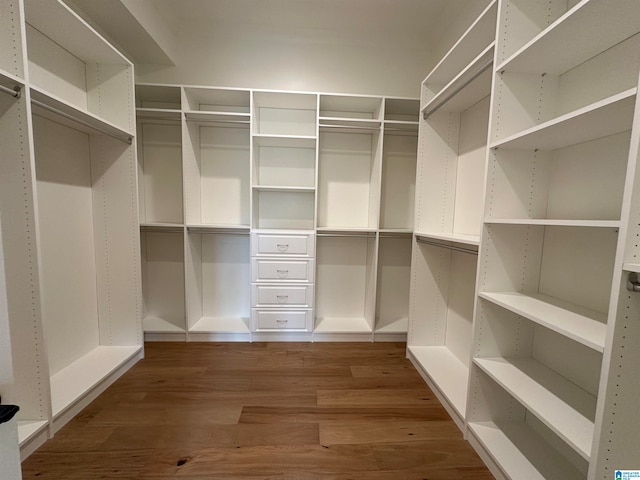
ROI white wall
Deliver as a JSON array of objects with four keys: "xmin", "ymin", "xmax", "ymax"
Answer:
[
  {"xmin": 136, "ymin": 27, "xmax": 429, "ymax": 97},
  {"xmin": 134, "ymin": 0, "xmax": 492, "ymax": 98}
]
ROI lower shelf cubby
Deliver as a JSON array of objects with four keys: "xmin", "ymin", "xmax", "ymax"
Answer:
[
  {"xmin": 407, "ymin": 236, "xmax": 478, "ymax": 427},
  {"xmin": 314, "ymin": 234, "xmax": 377, "ymax": 339},
  {"xmin": 141, "ymin": 230, "xmax": 186, "ymax": 337},
  {"xmin": 186, "ymin": 231, "xmax": 251, "ymax": 340},
  {"xmin": 374, "ymin": 235, "xmax": 412, "ymax": 339},
  {"xmin": 467, "ymin": 366, "xmax": 589, "ymax": 480}
]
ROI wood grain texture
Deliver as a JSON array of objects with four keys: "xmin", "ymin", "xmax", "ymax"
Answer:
[{"xmin": 21, "ymin": 342, "xmax": 492, "ymax": 479}]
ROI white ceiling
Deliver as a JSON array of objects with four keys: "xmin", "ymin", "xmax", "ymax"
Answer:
[{"xmin": 70, "ymin": 0, "xmax": 455, "ymax": 64}]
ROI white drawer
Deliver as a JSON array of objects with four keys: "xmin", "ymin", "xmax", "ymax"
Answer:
[
  {"xmin": 251, "ymin": 284, "xmax": 314, "ymax": 308},
  {"xmin": 251, "ymin": 233, "xmax": 315, "ymax": 256},
  {"xmin": 251, "ymin": 258, "xmax": 315, "ymax": 283},
  {"xmin": 251, "ymin": 309, "xmax": 312, "ymax": 331}
]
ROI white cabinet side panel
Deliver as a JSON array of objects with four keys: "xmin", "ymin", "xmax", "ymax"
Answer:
[
  {"xmin": 453, "ymin": 96, "xmax": 489, "ymax": 236},
  {"xmin": 318, "ymin": 132, "xmax": 374, "ymax": 228},
  {"xmin": 86, "ymin": 63, "xmax": 133, "ymax": 132},
  {"xmin": 316, "ymin": 237, "xmax": 368, "ymax": 319},
  {"xmin": 201, "ymin": 234, "xmax": 250, "ymax": 319},
  {"xmin": 183, "ymin": 121, "xmax": 202, "ymax": 224},
  {"xmin": 407, "ymin": 241, "xmax": 450, "ymax": 347},
  {"xmin": 90, "ymin": 135, "xmax": 142, "ymax": 346},
  {"xmin": 380, "ymin": 135, "xmax": 417, "ymax": 229},
  {"xmin": 33, "ymin": 116, "xmax": 99, "ymax": 374},
  {"xmin": 26, "ymin": 24, "xmax": 87, "ymax": 110},
  {"xmin": 546, "ymin": 132, "xmax": 629, "ymax": 221},
  {"xmin": 0, "ymin": 93, "xmax": 50, "ymax": 420},
  {"xmin": 538, "ymin": 226, "xmax": 617, "ymax": 315},
  {"xmin": 141, "ymin": 123, "xmax": 183, "ymax": 224},
  {"xmin": 200, "ymin": 126, "xmax": 250, "ymax": 226},
  {"xmin": 375, "ymin": 237, "xmax": 411, "ymax": 330},
  {"xmin": 142, "ymin": 232, "xmax": 185, "ymax": 329},
  {"xmin": 445, "ymin": 250, "xmax": 477, "ymax": 367}
]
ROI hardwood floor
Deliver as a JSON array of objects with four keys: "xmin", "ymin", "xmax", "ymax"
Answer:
[{"xmin": 21, "ymin": 342, "xmax": 494, "ymax": 479}]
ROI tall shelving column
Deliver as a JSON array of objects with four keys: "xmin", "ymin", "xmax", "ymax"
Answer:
[
  {"xmin": 250, "ymin": 91, "xmax": 317, "ymax": 340},
  {"xmin": 0, "ymin": 0, "xmax": 51, "ymax": 459},
  {"xmin": 407, "ymin": 0, "xmax": 496, "ymax": 431},
  {"xmin": 0, "ymin": 0, "xmax": 143, "ymax": 459},
  {"xmin": 374, "ymin": 98, "xmax": 419, "ymax": 341},
  {"xmin": 183, "ymin": 87, "xmax": 251, "ymax": 341},
  {"xmin": 466, "ymin": 1, "xmax": 640, "ymax": 478},
  {"xmin": 136, "ymin": 84, "xmax": 187, "ymax": 341},
  {"xmin": 315, "ymin": 94, "xmax": 383, "ymax": 340},
  {"xmin": 25, "ymin": 0, "xmax": 143, "ymax": 437}
]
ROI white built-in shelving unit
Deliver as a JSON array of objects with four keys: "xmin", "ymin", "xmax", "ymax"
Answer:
[
  {"xmin": 407, "ymin": 0, "xmax": 640, "ymax": 478},
  {"xmin": 407, "ymin": 0, "xmax": 496, "ymax": 431},
  {"xmin": 135, "ymin": 85, "xmax": 419, "ymax": 341},
  {"xmin": 0, "ymin": 0, "xmax": 142, "ymax": 461}
]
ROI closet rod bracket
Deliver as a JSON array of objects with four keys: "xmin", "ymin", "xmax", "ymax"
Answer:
[{"xmin": 626, "ymin": 272, "xmax": 640, "ymax": 292}]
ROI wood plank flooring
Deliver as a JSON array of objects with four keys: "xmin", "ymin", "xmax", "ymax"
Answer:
[{"xmin": 21, "ymin": 342, "xmax": 494, "ymax": 479}]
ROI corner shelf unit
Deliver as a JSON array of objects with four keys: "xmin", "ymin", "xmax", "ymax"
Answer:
[
  {"xmin": 0, "ymin": 0, "xmax": 142, "ymax": 460},
  {"xmin": 412, "ymin": 0, "xmax": 640, "ymax": 478},
  {"xmin": 135, "ymin": 85, "xmax": 419, "ymax": 341},
  {"xmin": 408, "ymin": 0, "xmax": 495, "ymax": 431}
]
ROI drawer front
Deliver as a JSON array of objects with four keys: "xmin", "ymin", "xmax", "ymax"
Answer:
[
  {"xmin": 251, "ymin": 285, "xmax": 314, "ymax": 307},
  {"xmin": 252, "ymin": 309, "xmax": 312, "ymax": 330},
  {"xmin": 252, "ymin": 233, "xmax": 315, "ymax": 256},
  {"xmin": 251, "ymin": 258, "xmax": 315, "ymax": 282}
]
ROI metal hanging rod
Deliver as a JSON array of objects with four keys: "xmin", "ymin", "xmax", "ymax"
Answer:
[
  {"xmin": 317, "ymin": 232, "xmax": 376, "ymax": 238},
  {"xmin": 31, "ymin": 98, "xmax": 133, "ymax": 145},
  {"xmin": 422, "ymin": 60, "xmax": 493, "ymax": 120},
  {"xmin": 416, "ymin": 236, "xmax": 478, "ymax": 256},
  {"xmin": 0, "ymin": 84, "xmax": 21, "ymax": 99}
]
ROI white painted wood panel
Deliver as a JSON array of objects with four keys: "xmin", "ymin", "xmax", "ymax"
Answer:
[{"xmin": 33, "ymin": 115, "xmax": 99, "ymax": 376}]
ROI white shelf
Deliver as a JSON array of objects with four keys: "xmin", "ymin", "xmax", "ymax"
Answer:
[
  {"xmin": 142, "ymin": 316, "xmax": 185, "ymax": 333},
  {"xmin": 415, "ymin": 232, "xmax": 480, "ymax": 247},
  {"xmin": 491, "ymin": 89, "xmax": 637, "ymax": 151},
  {"xmin": 49, "ymin": 346, "xmax": 142, "ymax": 418},
  {"xmin": 408, "ymin": 346, "xmax": 468, "ymax": 420},
  {"xmin": 30, "ymin": 87, "xmax": 134, "ymax": 143},
  {"xmin": 136, "ymin": 108, "xmax": 180, "ymax": 120},
  {"xmin": 623, "ymin": 263, "xmax": 640, "ymax": 273},
  {"xmin": 186, "ymin": 224, "xmax": 250, "ymax": 234},
  {"xmin": 478, "ymin": 292, "xmax": 607, "ymax": 352},
  {"xmin": 185, "ymin": 111, "xmax": 250, "ymax": 124},
  {"xmin": 253, "ymin": 134, "xmax": 316, "ymax": 148},
  {"xmin": 474, "ymin": 356, "xmax": 596, "ymax": 460},
  {"xmin": 374, "ymin": 317, "xmax": 408, "ymax": 333},
  {"xmin": 25, "ymin": 0, "xmax": 126, "ymax": 65},
  {"xmin": 498, "ymin": 0, "xmax": 640, "ymax": 75},
  {"xmin": 422, "ymin": 43, "xmax": 494, "ymax": 116},
  {"xmin": 316, "ymin": 227, "xmax": 377, "ymax": 236},
  {"xmin": 189, "ymin": 316, "xmax": 250, "ymax": 333},
  {"xmin": 253, "ymin": 185, "xmax": 315, "ymax": 193},
  {"xmin": 314, "ymin": 317, "xmax": 373, "ymax": 333},
  {"xmin": 17, "ymin": 421, "xmax": 49, "ymax": 446},
  {"xmin": 140, "ymin": 222, "xmax": 184, "ymax": 229},
  {"xmin": 485, "ymin": 218, "xmax": 621, "ymax": 228},
  {"xmin": 423, "ymin": 0, "xmax": 497, "ymax": 89},
  {"xmin": 383, "ymin": 120, "xmax": 419, "ymax": 135},
  {"xmin": 318, "ymin": 117, "xmax": 381, "ymax": 129},
  {"xmin": 469, "ymin": 421, "xmax": 585, "ymax": 480}
]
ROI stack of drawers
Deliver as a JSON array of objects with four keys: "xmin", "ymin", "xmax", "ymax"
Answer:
[{"xmin": 250, "ymin": 231, "xmax": 315, "ymax": 332}]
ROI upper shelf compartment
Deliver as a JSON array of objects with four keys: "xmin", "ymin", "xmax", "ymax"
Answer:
[
  {"xmin": 253, "ymin": 91, "xmax": 317, "ymax": 137},
  {"xmin": 184, "ymin": 87, "xmax": 250, "ymax": 126},
  {"xmin": 0, "ymin": 0, "xmax": 25, "ymax": 81},
  {"xmin": 421, "ymin": 0, "xmax": 497, "ymax": 109},
  {"xmin": 136, "ymin": 84, "xmax": 181, "ymax": 120},
  {"xmin": 498, "ymin": 0, "xmax": 640, "ymax": 74},
  {"xmin": 319, "ymin": 94, "xmax": 383, "ymax": 132},
  {"xmin": 24, "ymin": 0, "xmax": 134, "ymax": 133},
  {"xmin": 384, "ymin": 98, "xmax": 419, "ymax": 135}
]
